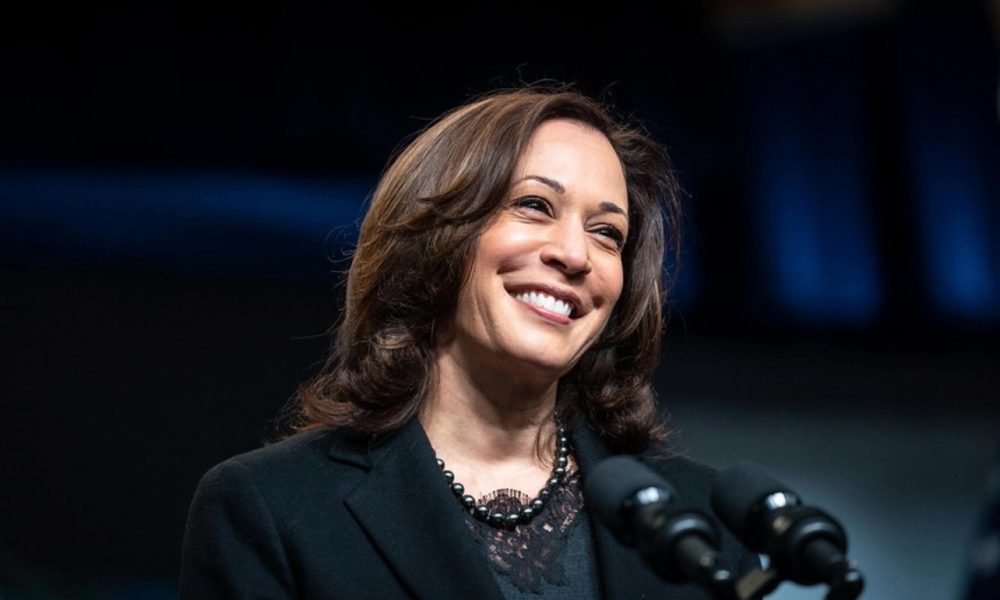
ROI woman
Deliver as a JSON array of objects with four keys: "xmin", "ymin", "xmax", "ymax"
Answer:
[{"xmin": 180, "ymin": 85, "xmax": 757, "ymax": 599}]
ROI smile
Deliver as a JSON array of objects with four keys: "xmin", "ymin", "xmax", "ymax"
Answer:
[{"xmin": 513, "ymin": 291, "xmax": 574, "ymax": 318}]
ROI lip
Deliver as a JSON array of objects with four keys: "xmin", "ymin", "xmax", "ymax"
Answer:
[{"xmin": 505, "ymin": 283, "xmax": 585, "ymax": 318}]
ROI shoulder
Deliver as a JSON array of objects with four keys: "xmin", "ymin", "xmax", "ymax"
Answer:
[
  {"xmin": 202, "ymin": 428, "xmax": 333, "ymax": 480},
  {"xmin": 193, "ymin": 428, "xmax": 367, "ymax": 508},
  {"xmin": 181, "ymin": 428, "xmax": 371, "ymax": 597}
]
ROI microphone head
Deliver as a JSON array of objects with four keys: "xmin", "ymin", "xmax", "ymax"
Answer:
[
  {"xmin": 712, "ymin": 462, "xmax": 860, "ymax": 589},
  {"xmin": 584, "ymin": 455, "xmax": 677, "ymax": 543},
  {"xmin": 710, "ymin": 461, "xmax": 794, "ymax": 539}
]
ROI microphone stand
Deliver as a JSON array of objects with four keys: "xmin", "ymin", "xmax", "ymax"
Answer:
[{"xmin": 729, "ymin": 565, "xmax": 782, "ymax": 600}]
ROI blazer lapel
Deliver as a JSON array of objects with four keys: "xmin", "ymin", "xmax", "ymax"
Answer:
[
  {"xmin": 337, "ymin": 418, "xmax": 505, "ymax": 600},
  {"xmin": 573, "ymin": 421, "xmax": 674, "ymax": 600}
]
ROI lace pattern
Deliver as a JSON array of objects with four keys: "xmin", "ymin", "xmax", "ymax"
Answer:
[{"xmin": 461, "ymin": 471, "xmax": 584, "ymax": 593}]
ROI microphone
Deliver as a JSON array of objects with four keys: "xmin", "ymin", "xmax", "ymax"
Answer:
[
  {"xmin": 585, "ymin": 455, "xmax": 736, "ymax": 596},
  {"xmin": 711, "ymin": 462, "xmax": 864, "ymax": 600}
]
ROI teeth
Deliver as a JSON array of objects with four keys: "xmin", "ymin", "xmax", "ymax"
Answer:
[{"xmin": 515, "ymin": 291, "xmax": 573, "ymax": 317}]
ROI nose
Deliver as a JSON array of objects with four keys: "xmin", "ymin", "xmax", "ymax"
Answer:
[{"xmin": 540, "ymin": 221, "xmax": 592, "ymax": 276}]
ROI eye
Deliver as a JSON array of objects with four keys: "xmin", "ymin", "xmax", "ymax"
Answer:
[
  {"xmin": 594, "ymin": 225, "xmax": 626, "ymax": 250},
  {"xmin": 512, "ymin": 195, "xmax": 553, "ymax": 215}
]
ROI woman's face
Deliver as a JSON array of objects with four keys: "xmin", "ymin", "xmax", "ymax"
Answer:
[{"xmin": 438, "ymin": 118, "xmax": 628, "ymax": 384}]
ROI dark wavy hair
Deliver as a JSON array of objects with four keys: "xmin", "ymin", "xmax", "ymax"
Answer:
[{"xmin": 292, "ymin": 85, "xmax": 682, "ymax": 453}]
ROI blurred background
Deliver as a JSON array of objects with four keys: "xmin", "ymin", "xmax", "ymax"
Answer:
[{"xmin": 2, "ymin": 1, "xmax": 998, "ymax": 599}]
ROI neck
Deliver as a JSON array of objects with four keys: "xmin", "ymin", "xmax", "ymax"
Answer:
[{"xmin": 420, "ymin": 351, "xmax": 558, "ymax": 466}]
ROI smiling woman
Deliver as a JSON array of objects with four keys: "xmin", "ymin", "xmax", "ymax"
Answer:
[
  {"xmin": 179, "ymin": 85, "xmax": 759, "ymax": 599},
  {"xmin": 440, "ymin": 120, "xmax": 629, "ymax": 392}
]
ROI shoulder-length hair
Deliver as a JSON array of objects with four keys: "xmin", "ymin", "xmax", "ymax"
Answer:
[{"xmin": 293, "ymin": 85, "xmax": 682, "ymax": 453}]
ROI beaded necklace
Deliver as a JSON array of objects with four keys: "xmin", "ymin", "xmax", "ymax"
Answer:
[{"xmin": 436, "ymin": 419, "xmax": 571, "ymax": 529}]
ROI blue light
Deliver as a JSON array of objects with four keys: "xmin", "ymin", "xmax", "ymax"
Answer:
[
  {"xmin": 0, "ymin": 167, "xmax": 375, "ymax": 281},
  {"xmin": 910, "ymin": 137, "xmax": 996, "ymax": 317},
  {"xmin": 742, "ymin": 37, "xmax": 883, "ymax": 325}
]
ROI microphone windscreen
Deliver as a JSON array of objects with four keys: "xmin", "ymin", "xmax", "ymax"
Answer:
[
  {"xmin": 711, "ymin": 461, "xmax": 793, "ymax": 538},
  {"xmin": 584, "ymin": 455, "xmax": 675, "ymax": 539}
]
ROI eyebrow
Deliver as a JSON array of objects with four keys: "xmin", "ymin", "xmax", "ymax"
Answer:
[
  {"xmin": 521, "ymin": 175, "xmax": 565, "ymax": 194},
  {"xmin": 517, "ymin": 175, "xmax": 629, "ymax": 219},
  {"xmin": 597, "ymin": 201, "xmax": 628, "ymax": 219}
]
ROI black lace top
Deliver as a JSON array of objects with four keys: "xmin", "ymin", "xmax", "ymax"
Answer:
[{"xmin": 460, "ymin": 471, "xmax": 601, "ymax": 598}]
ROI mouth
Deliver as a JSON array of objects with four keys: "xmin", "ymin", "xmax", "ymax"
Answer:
[{"xmin": 506, "ymin": 285, "xmax": 582, "ymax": 319}]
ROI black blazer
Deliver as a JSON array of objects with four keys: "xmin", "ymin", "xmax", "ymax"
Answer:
[{"xmin": 180, "ymin": 417, "xmax": 757, "ymax": 599}]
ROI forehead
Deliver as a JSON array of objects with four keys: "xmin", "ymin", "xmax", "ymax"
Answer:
[
  {"xmin": 518, "ymin": 118, "xmax": 617, "ymax": 164},
  {"xmin": 514, "ymin": 119, "xmax": 627, "ymax": 202}
]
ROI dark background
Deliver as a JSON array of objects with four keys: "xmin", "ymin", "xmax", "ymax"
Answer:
[{"xmin": 2, "ymin": 2, "xmax": 999, "ymax": 599}]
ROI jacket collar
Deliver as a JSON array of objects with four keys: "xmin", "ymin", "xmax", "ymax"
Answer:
[
  {"xmin": 331, "ymin": 418, "xmax": 506, "ymax": 600},
  {"xmin": 327, "ymin": 416, "xmax": 688, "ymax": 600}
]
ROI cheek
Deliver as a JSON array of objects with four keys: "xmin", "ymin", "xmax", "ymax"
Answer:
[
  {"xmin": 598, "ymin": 266, "xmax": 627, "ymax": 338},
  {"xmin": 478, "ymin": 225, "xmax": 536, "ymax": 271},
  {"xmin": 611, "ymin": 265, "xmax": 625, "ymax": 300},
  {"xmin": 600, "ymin": 259, "xmax": 626, "ymax": 307}
]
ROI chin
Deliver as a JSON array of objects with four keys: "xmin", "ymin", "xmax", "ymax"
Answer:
[{"xmin": 503, "ymin": 350, "xmax": 580, "ymax": 384}]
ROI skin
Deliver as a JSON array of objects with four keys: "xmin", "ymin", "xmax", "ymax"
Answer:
[{"xmin": 420, "ymin": 118, "xmax": 629, "ymax": 499}]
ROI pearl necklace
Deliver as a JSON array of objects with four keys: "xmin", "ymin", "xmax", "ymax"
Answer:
[{"xmin": 436, "ymin": 420, "xmax": 571, "ymax": 529}]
